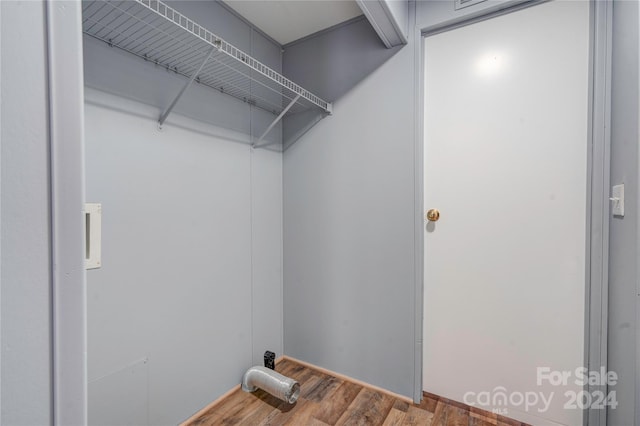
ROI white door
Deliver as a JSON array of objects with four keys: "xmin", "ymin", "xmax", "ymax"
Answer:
[{"xmin": 423, "ymin": 2, "xmax": 589, "ymax": 425}]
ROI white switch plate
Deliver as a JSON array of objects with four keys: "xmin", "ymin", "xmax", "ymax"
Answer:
[{"xmin": 612, "ymin": 184, "xmax": 624, "ymax": 217}]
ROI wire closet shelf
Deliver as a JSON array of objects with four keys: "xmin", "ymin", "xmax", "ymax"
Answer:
[{"xmin": 82, "ymin": 0, "xmax": 332, "ymax": 120}]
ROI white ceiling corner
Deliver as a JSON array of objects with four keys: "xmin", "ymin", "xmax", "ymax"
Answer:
[{"xmin": 222, "ymin": 0, "xmax": 363, "ymax": 45}]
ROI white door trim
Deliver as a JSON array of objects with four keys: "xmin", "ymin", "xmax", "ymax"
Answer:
[
  {"xmin": 46, "ymin": 0, "xmax": 88, "ymax": 424},
  {"xmin": 584, "ymin": 2, "xmax": 612, "ymax": 426},
  {"xmin": 411, "ymin": 0, "xmax": 424, "ymax": 404}
]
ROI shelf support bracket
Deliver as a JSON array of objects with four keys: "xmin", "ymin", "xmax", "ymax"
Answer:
[
  {"xmin": 158, "ymin": 46, "xmax": 216, "ymax": 128},
  {"xmin": 253, "ymin": 94, "xmax": 300, "ymax": 147}
]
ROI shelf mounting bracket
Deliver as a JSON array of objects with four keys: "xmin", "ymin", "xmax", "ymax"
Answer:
[
  {"xmin": 253, "ymin": 94, "xmax": 301, "ymax": 148},
  {"xmin": 158, "ymin": 46, "xmax": 216, "ymax": 128}
]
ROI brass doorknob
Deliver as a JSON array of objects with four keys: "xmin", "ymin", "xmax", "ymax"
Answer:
[{"xmin": 426, "ymin": 209, "xmax": 440, "ymax": 222}]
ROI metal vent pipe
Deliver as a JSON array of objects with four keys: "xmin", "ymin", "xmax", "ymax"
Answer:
[{"xmin": 241, "ymin": 366, "xmax": 300, "ymax": 404}]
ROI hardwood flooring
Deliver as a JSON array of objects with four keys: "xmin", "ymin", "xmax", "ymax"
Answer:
[{"xmin": 184, "ymin": 358, "xmax": 530, "ymax": 426}]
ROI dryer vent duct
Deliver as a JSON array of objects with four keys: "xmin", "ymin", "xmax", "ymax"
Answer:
[{"xmin": 241, "ymin": 366, "xmax": 300, "ymax": 404}]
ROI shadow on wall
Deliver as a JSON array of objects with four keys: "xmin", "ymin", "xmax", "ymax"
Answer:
[{"xmin": 282, "ymin": 16, "xmax": 405, "ymax": 150}]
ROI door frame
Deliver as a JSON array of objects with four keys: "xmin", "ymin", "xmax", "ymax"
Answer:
[
  {"xmin": 412, "ymin": 2, "xmax": 612, "ymax": 425},
  {"xmin": 46, "ymin": 0, "xmax": 87, "ymax": 424}
]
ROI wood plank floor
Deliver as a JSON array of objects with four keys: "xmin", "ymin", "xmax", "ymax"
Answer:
[{"xmin": 184, "ymin": 358, "xmax": 530, "ymax": 426}]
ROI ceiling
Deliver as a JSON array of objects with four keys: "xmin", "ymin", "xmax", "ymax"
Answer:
[{"xmin": 222, "ymin": 1, "xmax": 364, "ymax": 46}]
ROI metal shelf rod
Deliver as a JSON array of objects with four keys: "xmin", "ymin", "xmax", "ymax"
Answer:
[
  {"xmin": 159, "ymin": 46, "xmax": 216, "ymax": 127},
  {"xmin": 254, "ymin": 94, "xmax": 300, "ymax": 147}
]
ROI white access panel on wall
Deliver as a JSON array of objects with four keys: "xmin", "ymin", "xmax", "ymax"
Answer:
[{"xmin": 423, "ymin": 2, "xmax": 589, "ymax": 425}]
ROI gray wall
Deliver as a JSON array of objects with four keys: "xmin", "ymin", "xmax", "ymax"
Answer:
[
  {"xmin": 282, "ymin": 16, "xmax": 401, "ymax": 146},
  {"xmin": 282, "ymin": 17, "xmax": 401, "ymax": 103},
  {"xmin": 608, "ymin": 1, "xmax": 639, "ymax": 425},
  {"xmin": 84, "ymin": 2, "xmax": 283, "ymax": 424},
  {"xmin": 0, "ymin": 1, "xmax": 53, "ymax": 424},
  {"xmin": 283, "ymin": 13, "xmax": 417, "ymax": 398}
]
